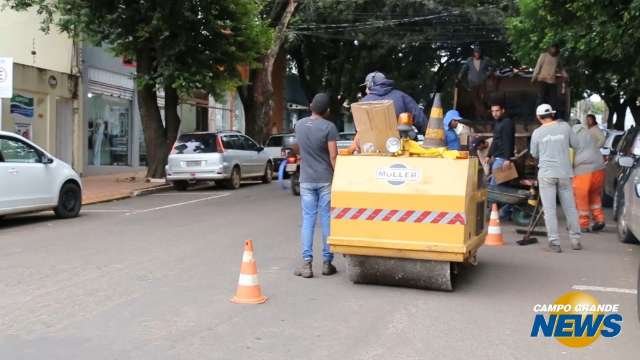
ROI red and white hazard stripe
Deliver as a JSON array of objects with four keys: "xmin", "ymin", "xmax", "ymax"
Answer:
[{"xmin": 331, "ymin": 207, "xmax": 466, "ymax": 225}]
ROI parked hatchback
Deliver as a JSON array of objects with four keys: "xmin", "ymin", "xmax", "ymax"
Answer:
[
  {"xmin": 615, "ymin": 154, "xmax": 640, "ymax": 244},
  {"xmin": 165, "ymin": 131, "xmax": 273, "ymax": 190},
  {"xmin": 0, "ymin": 131, "xmax": 82, "ymax": 220}
]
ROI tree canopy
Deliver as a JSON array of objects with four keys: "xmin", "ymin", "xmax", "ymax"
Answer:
[
  {"xmin": 507, "ymin": 0, "xmax": 640, "ymax": 127},
  {"xmin": 8, "ymin": 0, "xmax": 271, "ymax": 177},
  {"xmin": 286, "ymin": 0, "xmax": 515, "ymax": 124}
]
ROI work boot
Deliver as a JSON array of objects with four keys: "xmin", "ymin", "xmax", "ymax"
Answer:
[
  {"xmin": 322, "ymin": 261, "xmax": 337, "ymax": 276},
  {"xmin": 548, "ymin": 243, "xmax": 562, "ymax": 253},
  {"xmin": 294, "ymin": 261, "xmax": 313, "ymax": 278},
  {"xmin": 592, "ymin": 222, "xmax": 605, "ymax": 232},
  {"xmin": 571, "ymin": 240, "xmax": 583, "ymax": 250}
]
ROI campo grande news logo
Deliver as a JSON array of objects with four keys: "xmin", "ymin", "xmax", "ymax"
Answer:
[{"xmin": 530, "ymin": 291, "xmax": 623, "ymax": 347}]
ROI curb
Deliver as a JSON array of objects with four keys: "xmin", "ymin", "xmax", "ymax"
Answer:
[
  {"xmin": 82, "ymin": 194, "xmax": 132, "ymax": 206},
  {"xmin": 131, "ymin": 184, "xmax": 174, "ymax": 197},
  {"xmin": 83, "ymin": 184, "xmax": 173, "ymax": 206}
]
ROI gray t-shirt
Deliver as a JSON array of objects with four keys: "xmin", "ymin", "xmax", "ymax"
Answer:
[
  {"xmin": 530, "ymin": 121, "xmax": 578, "ymax": 179},
  {"xmin": 572, "ymin": 124, "xmax": 605, "ymax": 176},
  {"xmin": 295, "ymin": 116, "xmax": 338, "ymax": 183}
]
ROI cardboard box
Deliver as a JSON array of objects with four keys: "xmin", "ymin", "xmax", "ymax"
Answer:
[
  {"xmin": 351, "ymin": 101, "xmax": 399, "ymax": 153},
  {"xmin": 493, "ymin": 162, "xmax": 519, "ymax": 184}
]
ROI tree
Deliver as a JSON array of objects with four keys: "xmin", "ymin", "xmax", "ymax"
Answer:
[
  {"xmin": 240, "ymin": 0, "xmax": 299, "ymax": 143},
  {"xmin": 286, "ymin": 0, "xmax": 514, "ymax": 127},
  {"xmin": 507, "ymin": 0, "xmax": 640, "ymax": 128},
  {"xmin": 8, "ymin": 0, "xmax": 271, "ymax": 178}
]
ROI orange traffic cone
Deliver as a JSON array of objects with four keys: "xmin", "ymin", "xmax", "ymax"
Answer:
[
  {"xmin": 423, "ymin": 93, "xmax": 445, "ymax": 148},
  {"xmin": 231, "ymin": 240, "xmax": 267, "ymax": 304},
  {"xmin": 485, "ymin": 204, "xmax": 505, "ymax": 246}
]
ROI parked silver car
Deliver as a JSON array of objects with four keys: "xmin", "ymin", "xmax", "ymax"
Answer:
[
  {"xmin": 165, "ymin": 131, "xmax": 274, "ymax": 190},
  {"xmin": 616, "ymin": 154, "xmax": 640, "ymax": 244}
]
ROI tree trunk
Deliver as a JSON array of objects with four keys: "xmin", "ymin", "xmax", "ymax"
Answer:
[
  {"xmin": 627, "ymin": 96, "xmax": 640, "ymax": 126},
  {"xmin": 614, "ymin": 99, "xmax": 628, "ymax": 131},
  {"xmin": 244, "ymin": 0, "xmax": 298, "ymax": 143},
  {"xmin": 602, "ymin": 94, "xmax": 626, "ymax": 130},
  {"xmin": 160, "ymin": 84, "xmax": 181, "ymax": 168},
  {"xmin": 137, "ymin": 48, "xmax": 167, "ymax": 179}
]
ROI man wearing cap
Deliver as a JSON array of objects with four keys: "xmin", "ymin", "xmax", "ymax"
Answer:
[
  {"xmin": 293, "ymin": 93, "xmax": 339, "ymax": 278},
  {"xmin": 457, "ymin": 44, "xmax": 495, "ymax": 119},
  {"xmin": 530, "ymin": 104, "xmax": 582, "ymax": 253},
  {"xmin": 361, "ymin": 72, "xmax": 427, "ymax": 133}
]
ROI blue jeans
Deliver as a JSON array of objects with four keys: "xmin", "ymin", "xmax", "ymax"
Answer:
[
  {"xmin": 491, "ymin": 158, "xmax": 513, "ymax": 219},
  {"xmin": 300, "ymin": 183, "xmax": 333, "ymax": 263}
]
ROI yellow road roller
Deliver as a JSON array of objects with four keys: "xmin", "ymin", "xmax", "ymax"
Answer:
[{"xmin": 328, "ymin": 153, "xmax": 487, "ymax": 291}]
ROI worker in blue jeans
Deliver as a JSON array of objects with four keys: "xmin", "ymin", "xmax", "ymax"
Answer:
[
  {"xmin": 293, "ymin": 93, "xmax": 338, "ymax": 278},
  {"xmin": 487, "ymin": 102, "xmax": 516, "ymax": 220}
]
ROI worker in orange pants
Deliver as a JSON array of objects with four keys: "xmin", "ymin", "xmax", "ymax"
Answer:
[
  {"xmin": 572, "ymin": 122, "xmax": 606, "ymax": 232},
  {"xmin": 573, "ymin": 170, "xmax": 606, "ymax": 231}
]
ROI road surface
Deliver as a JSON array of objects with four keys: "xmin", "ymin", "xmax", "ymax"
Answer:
[{"xmin": 0, "ymin": 183, "xmax": 638, "ymax": 359}]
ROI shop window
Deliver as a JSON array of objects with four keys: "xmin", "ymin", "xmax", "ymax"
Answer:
[{"xmin": 88, "ymin": 94, "xmax": 131, "ymax": 166}]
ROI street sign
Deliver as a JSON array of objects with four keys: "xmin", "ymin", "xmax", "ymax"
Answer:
[{"xmin": 0, "ymin": 57, "xmax": 13, "ymax": 98}]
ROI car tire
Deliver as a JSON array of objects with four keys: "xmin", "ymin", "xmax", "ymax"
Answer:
[
  {"xmin": 54, "ymin": 182, "xmax": 82, "ymax": 219},
  {"xmin": 225, "ymin": 167, "xmax": 241, "ymax": 190},
  {"xmin": 617, "ymin": 197, "xmax": 639, "ymax": 244},
  {"xmin": 262, "ymin": 162, "xmax": 273, "ymax": 184},
  {"xmin": 173, "ymin": 181, "xmax": 189, "ymax": 191},
  {"xmin": 291, "ymin": 171, "xmax": 300, "ymax": 196},
  {"xmin": 613, "ymin": 186, "xmax": 624, "ymax": 221}
]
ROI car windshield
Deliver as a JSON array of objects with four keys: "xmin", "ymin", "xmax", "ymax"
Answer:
[
  {"xmin": 173, "ymin": 133, "xmax": 218, "ymax": 154},
  {"xmin": 338, "ymin": 133, "xmax": 355, "ymax": 141},
  {"xmin": 266, "ymin": 135, "xmax": 295, "ymax": 147}
]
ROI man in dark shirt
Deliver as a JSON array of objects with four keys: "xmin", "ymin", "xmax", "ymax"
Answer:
[
  {"xmin": 488, "ymin": 101, "xmax": 516, "ymax": 220},
  {"xmin": 293, "ymin": 93, "xmax": 338, "ymax": 278},
  {"xmin": 457, "ymin": 44, "xmax": 495, "ymax": 120},
  {"xmin": 488, "ymin": 102, "xmax": 515, "ymax": 182}
]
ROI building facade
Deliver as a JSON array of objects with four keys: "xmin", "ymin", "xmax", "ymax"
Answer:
[{"xmin": 0, "ymin": 7, "xmax": 82, "ymax": 170}]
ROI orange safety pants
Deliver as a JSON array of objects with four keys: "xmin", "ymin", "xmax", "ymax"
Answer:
[{"xmin": 572, "ymin": 169, "xmax": 605, "ymax": 228}]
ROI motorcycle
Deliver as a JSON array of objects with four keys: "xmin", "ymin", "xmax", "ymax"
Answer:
[{"xmin": 280, "ymin": 147, "xmax": 300, "ymax": 196}]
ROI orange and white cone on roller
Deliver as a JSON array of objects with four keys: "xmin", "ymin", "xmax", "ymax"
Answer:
[
  {"xmin": 231, "ymin": 240, "xmax": 267, "ymax": 304},
  {"xmin": 484, "ymin": 203, "xmax": 505, "ymax": 246}
]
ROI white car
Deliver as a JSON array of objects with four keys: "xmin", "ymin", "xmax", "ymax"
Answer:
[
  {"xmin": 0, "ymin": 131, "xmax": 82, "ymax": 219},
  {"xmin": 263, "ymin": 133, "xmax": 296, "ymax": 168}
]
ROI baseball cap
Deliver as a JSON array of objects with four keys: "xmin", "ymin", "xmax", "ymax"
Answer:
[
  {"xmin": 536, "ymin": 104, "xmax": 556, "ymax": 116},
  {"xmin": 362, "ymin": 72, "xmax": 386, "ymax": 89}
]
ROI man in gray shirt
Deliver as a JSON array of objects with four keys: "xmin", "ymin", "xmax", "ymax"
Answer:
[
  {"xmin": 293, "ymin": 93, "xmax": 338, "ymax": 278},
  {"xmin": 530, "ymin": 104, "xmax": 581, "ymax": 252}
]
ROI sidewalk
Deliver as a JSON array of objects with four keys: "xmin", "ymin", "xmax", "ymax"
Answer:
[{"xmin": 81, "ymin": 171, "xmax": 171, "ymax": 205}]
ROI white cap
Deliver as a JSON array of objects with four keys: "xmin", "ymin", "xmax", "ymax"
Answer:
[{"xmin": 536, "ymin": 104, "xmax": 556, "ymax": 116}]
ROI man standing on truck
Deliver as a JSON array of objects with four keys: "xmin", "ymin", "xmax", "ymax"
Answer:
[
  {"xmin": 457, "ymin": 44, "xmax": 495, "ymax": 120},
  {"xmin": 293, "ymin": 93, "xmax": 339, "ymax": 278},
  {"xmin": 488, "ymin": 101, "xmax": 516, "ymax": 219},
  {"xmin": 532, "ymin": 44, "xmax": 568, "ymax": 114},
  {"xmin": 361, "ymin": 72, "xmax": 427, "ymax": 133},
  {"xmin": 530, "ymin": 104, "xmax": 582, "ymax": 253}
]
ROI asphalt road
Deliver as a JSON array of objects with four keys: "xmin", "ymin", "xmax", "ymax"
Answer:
[{"xmin": 0, "ymin": 182, "xmax": 638, "ymax": 359}]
